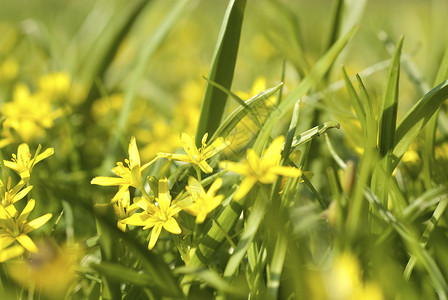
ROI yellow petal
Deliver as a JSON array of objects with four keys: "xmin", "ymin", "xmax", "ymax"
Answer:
[
  {"xmin": 91, "ymin": 176, "xmax": 128, "ymax": 186},
  {"xmin": 25, "ymin": 213, "xmax": 52, "ymax": 232},
  {"xmin": 219, "ymin": 161, "xmax": 249, "ymax": 176},
  {"xmin": 197, "ymin": 160, "xmax": 213, "ymax": 174},
  {"xmin": 163, "ymin": 218, "xmax": 181, "ymax": 234},
  {"xmin": 272, "ymin": 166, "xmax": 302, "ymax": 178},
  {"xmin": 117, "ymin": 221, "xmax": 126, "ymax": 232},
  {"xmin": 181, "ymin": 133, "xmax": 198, "ymax": 158},
  {"xmin": 34, "ymin": 147, "xmax": 54, "ymax": 164},
  {"xmin": 234, "ymin": 177, "xmax": 257, "ymax": 200},
  {"xmin": 207, "ymin": 178, "xmax": 223, "ymax": 197},
  {"xmin": 16, "ymin": 234, "xmax": 38, "ymax": 253},
  {"xmin": 157, "ymin": 178, "xmax": 171, "ymax": 212},
  {"xmin": 148, "ymin": 224, "xmax": 162, "ymax": 250},
  {"xmin": 202, "ymin": 137, "xmax": 230, "ymax": 160},
  {"xmin": 0, "ymin": 245, "xmax": 24, "ymax": 262},
  {"xmin": 247, "ymin": 149, "xmax": 261, "ymax": 170},
  {"xmin": 18, "ymin": 199, "xmax": 35, "ymax": 223},
  {"xmin": 263, "ymin": 136, "xmax": 284, "ymax": 162},
  {"xmin": 128, "ymin": 136, "xmax": 141, "ymax": 168},
  {"xmin": 122, "ymin": 213, "xmax": 150, "ymax": 226}
]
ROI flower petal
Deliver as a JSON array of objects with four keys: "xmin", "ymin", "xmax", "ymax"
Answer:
[
  {"xmin": 25, "ymin": 213, "xmax": 52, "ymax": 233},
  {"xmin": 263, "ymin": 136, "xmax": 284, "ymax": 162},
  {"xmin": 91, "ymin": 176, "xmax": 128, "ymax": 186},
  {"xmin": 128, "ymin": 136, "xmax": 141, "ymax": 168},
  {"xmin": 163, "ymin": 218, "xmax": 181, "ymax": 234},
  {"xmin": 202, "ymin": 137, "xmax": 230, "ymax": 160},
  {"xmin": 0, "ymin": 245, "xmax": 24, "ymax": 262},
  {"xmin": 157, "ymin": 178, "xmax": 171, "ymax": 212},
  {"xmin": 16, "ymin": 234, "xmax": 38, "ymax": 253},
  {"xmin": 234, "ymin": 177, "xmax": 257, "ymax": 200},
  {"xmin": 122, "ymin": 213, "xmax": 150, "ymax": 227},
  {"xmin": 148, "ymin": 224, "xmax": 162, "ymax": 250},
  {"xmin": 181, "ymin": 133, "xmax": 198, "ymax": 158},
  {"xmin": 272, "ymin": 166, "xmax": 302, "ymax": 178}
]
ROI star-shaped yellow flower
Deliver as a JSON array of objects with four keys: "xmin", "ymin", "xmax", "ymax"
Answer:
[
  {"xmin": 123, "ymin": 178, "xmax": 182, "ymax": 250},
  {"xmin": 182, "ymin": 177, "xmax": 224, "ymax": 224},
  {"xmin": 157, "ymin": 133, "xmax": 229, "ymax": 174},
  {"xmin": 219, "ymin": 136, "xmax": 302, "ymax": 200},
  {"xmin": 0, "ymin": 199, "xmax": 52, "ymax": 253},
  {"xmin": 91, "ymin": 137, "xmax": 156, "ymax": 200},
  {"xmin": 3, "ymin": 143, "xmax": 54, "ymax": 181},
  {"xmin": 112, "ymin": 188, "xmax": 140, "ymax": 232}
]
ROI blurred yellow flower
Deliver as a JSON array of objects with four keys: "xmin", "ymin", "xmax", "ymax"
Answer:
[
  {"xmin": 325, "ymin": 252, "xmax": 383, "ymax": 300},
  {"xmin": 1, "ymin": 84, "xmax": 62, "ymax": 144},
  {"xmin": 38, "ymin": 72, "xmax": 71, "ymax": 100},
  {"xmin": 220, "ymin": 136, "xmax": 301, "ymax": 200},
  {"xmin": 123, "ymin": 178, "xmax": 182, "ymax": 250},
  {"xmin": 3, "ymin": 143, "xmax": 54, "ymax": 181},
  {"xmin": 0, "ymin": 58, "xmax": 18, "ymax": 81},
  {"xmin": 7, "ymin": 240, "xmax": 80, "ymax": 298},
  {"xmin": 182, "ymin": 177, "xmax": 224, "ymax": 224},
  {"xmin": 0, "ymin": 199, "xmax": 52, "ymax": 253},
  {"xmin": 157, "ymin": 133, "xmax": 229, "ymax": 174},
  {"xmin": 91, "ymin": 136, "xmax": 157, "ymax": 200}
]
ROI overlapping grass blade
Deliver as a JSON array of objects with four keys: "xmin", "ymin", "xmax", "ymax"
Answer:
[
  {"xmin": 195, "ymin": 0, "xmax": 247, "ymax": 146},
  {"xmin": 342, "ymin": 67, "xmax": 366, "ymax": 131},
  {"xmin": 100, "ymin": 0, "xmax": 189, "ymax": 172},
  {"xmin": 392, "ymin": 78, "xmax": 448, "ymax": 168},
  {"xmin": 74, "ymin": 0, "xmax": 151, "ymax": 105},
  {"xmin": 252, "ymin": 26, "xmax": 356, "ymax": 154},
  {"xmin": 372, "ymin": 36, "xmax": 403, "ymax": 210}
]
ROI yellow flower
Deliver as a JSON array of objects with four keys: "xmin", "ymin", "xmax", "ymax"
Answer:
[
  {"xmin": 123, "ymin": 178, "xmax": 182, "ymax": 250},
  {"xmin": 182, "ymin": 177, "xmax": 224, "ymax": 224},
  {"xmin": 1, "ymin": 177, "xmax": 33, "ymax": 207},
  {"xmin": 38, "ymin": 72, "xmax": 71, "ymax": 101},
  {"xmin": 1, "ymin": 84, "xmax": 62, "ymax": 143},
  {"xmin": 157, "ymin": 133, "xmax": 229, "ymax": 174},
  {"xmin": 3, "ymin": 143, "xmax": 54, "ymax": 181},
  {"xmin": 0, "ymin": 199, "xmax": 52, "ymax": 253},
  {"xmin": 7, "ymin": 240, "xmax": 81, "ymax": 298},
  {"xmin": 112, "ymin": 188, "xmax": 140, "ymax": 232},
  {"xmin": 220, "ymin": 136, "xmax": 302, "ymax": 200},
  {"xmin": 91, "ymin": 137, "xmax": 156, "ymax": 200}
]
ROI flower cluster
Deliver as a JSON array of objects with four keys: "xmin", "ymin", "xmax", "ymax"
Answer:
[
  {"xmin": 92, "ymin": 134, "xmax": 228, "ymax": 250},
  {"xmin": 0, "ymin": 143, "xmax": 54, "ymax": 262},
  {"xmin": 92, "ymin": 133, "xmax": 302, "ymax": 250}
]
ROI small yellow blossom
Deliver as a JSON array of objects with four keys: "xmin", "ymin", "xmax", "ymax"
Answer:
[
  {"xmin": 182, "ymin": 177, "xmax": 224, "ymax": 224},
  {"xmin": 91, "ymin": 137, "xmax": 157, "ymax": 200},
  {"xmin": 1, "ymin": 84, "xmax": 62, "ymax": 143},
  {"xmin": 220, "ymin": 136, "xmax": 301, "ymax": 200},
  {"xmin": 1, "ymin": 177, "xmax": 33, "ymax": 207},
  {"xmin": 123, "ymin": 178, "xmax": 182, "ymax": 250},
  {"xmin": 112, "ymin": 188, "xmax": 140, "ymax": 232},
  {"xmin": 38, "ymin": 72, "xmax": 71, "ymax": 100},
  {"xmin": 0, "ymin": 199, "xmax": 52, "ymax": 253},
  {"xmin": 157, "ymin": 133, "xmax": 229, "ymax": 174},
  {"xmin": 3, "ymin": 143, "xmax": 54, "ymax": 181},
  {"xmin": 7, "ymin": 240, "xmax": 80, "ymax": 297}
]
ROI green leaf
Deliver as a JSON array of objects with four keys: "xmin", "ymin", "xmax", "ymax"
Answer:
[
  {"xmin": 342, "ymin": 67, "xmax": 366, "ymax": 131},
  {"xmin": 100, "ymin": 0, "xmax": 189, "ymax": 172},
  {"xmin": 252, "ymin": 26, "xmax": 356, "ymax": 155},
  {"xmin": 73, "ymin": 0, "xmax": 151, "ymax": 105},
  {"xmin": 290, "ymin": 121, "xmax": 340, "ymax": 151},
  {"xmin": 195, "ymin": 0, "xmax": 247, "ymax": 146},
  {"xmin": 392, "ymin": 78, "xmax": 448, "ymax": 168},
  {"xmin": 223, "ymin": 189, "xmax": 267, "ymax": 277},
  {"xmin": 210, "ymin": 83, "xmax": 283, "ymax": 141}
]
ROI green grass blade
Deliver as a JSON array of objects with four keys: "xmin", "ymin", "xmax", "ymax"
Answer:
[
  {"xmin": 342, "ymin": 67, "xmax": 366, "ymax": 131},
  {"xmin": 422, "ymin": 46, "xmax": 448, "ymax": 187},
  {"xmin": 378, "ymin": 36, "xmax": 403, "ymax": 160},
  {"xmin": 372, "ymin": 36, "xmax": 403, "ymax": 210},
  {"xmin": 323, "ymin": 0, "xmax": 343, "ymax": 52},
  {"xmin": 392, "ymin": 78, "xmax": 448, "ymax": 168},
  {"xmin": 252, "ymin": 26, "xmax": 356, "ymax": 155},
  {"xmin": 290, "ymin": 121, "xmax": 340, "ymax": 151},
  {"xmin": 175, "ymin": 267, "xmax": 248, "ymax": 297},
  {"xmin": 356, "ymin": 74, "xmax": 377, "ymax": 147},
  {"xmin": 223, "ymin": 189, "xmax": 267, "ymax": 277},
  {"xmin": 195, "ymin": 0, "xmax": 247, "ymax": 146},
  {"xmin": 210, "ymin": 83, "xmax": 283, "ymax": 141},
  {"xmin": 73, "ymin": 0, "xmax": 151, "ymax": 105},
  {"xmin": 100, "ymin": 0, "xmax": 188, "ymax": 172}
]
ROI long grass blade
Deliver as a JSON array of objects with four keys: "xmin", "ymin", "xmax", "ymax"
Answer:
[{"xmin": 195, "ymin": 0, "xmax": 247, "ymax": 146}]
